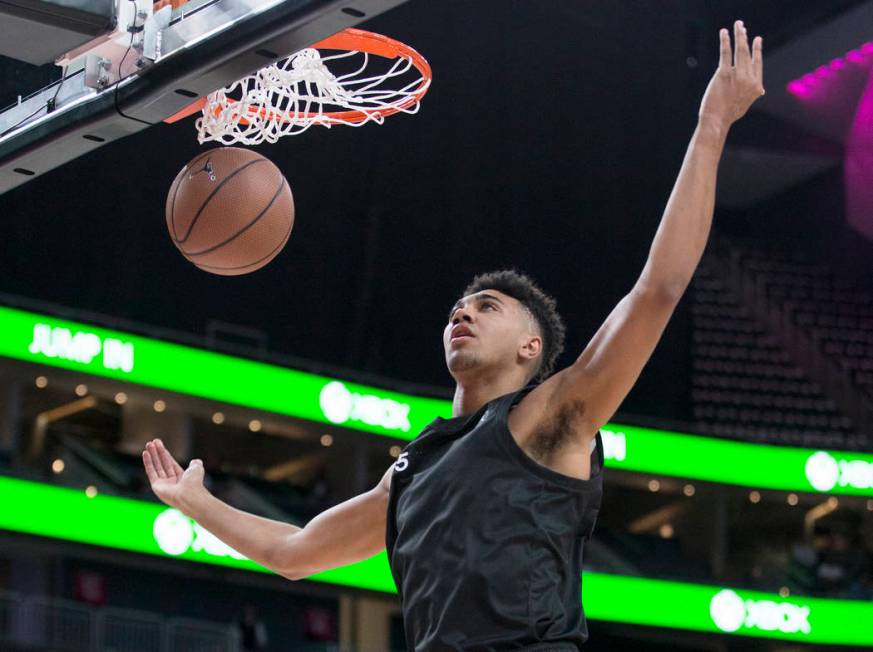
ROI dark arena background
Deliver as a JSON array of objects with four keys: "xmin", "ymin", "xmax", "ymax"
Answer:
[{"xmin": 1, "ymin": 0, "xmax": 873, "ymax": 650}]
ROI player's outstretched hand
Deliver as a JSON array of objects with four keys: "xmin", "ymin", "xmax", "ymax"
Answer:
[
  {"xmin": 142, "ymin": 438, "xmax": 206, "ymax": 511},
  {"xmin": 699, "ymin": 20, "xmax": 765, "ymax": 129}
]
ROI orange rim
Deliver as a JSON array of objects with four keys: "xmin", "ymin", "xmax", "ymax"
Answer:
[{"xmin": 164, "ymin": 28, "xmax": 432, "ymax": 125}]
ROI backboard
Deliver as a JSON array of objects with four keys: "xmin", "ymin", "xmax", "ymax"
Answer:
[{"xmin": 0, "ymin": 0, "xmax": 410, "ymax": 194}]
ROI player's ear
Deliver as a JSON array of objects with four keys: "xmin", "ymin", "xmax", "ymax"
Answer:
[{"xmin": 518, "ymin": 334, "xmax": 542, "ymax": 362}]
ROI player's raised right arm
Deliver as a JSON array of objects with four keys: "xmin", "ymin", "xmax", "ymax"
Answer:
[{"xmin": 143, "ymin": 438, "xmax": 392, "ymax": 581}]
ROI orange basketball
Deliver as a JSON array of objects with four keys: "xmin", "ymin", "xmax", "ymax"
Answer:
[{"xmin": 166, "ymin": 147, "xmax": 294, "ymax": 275}]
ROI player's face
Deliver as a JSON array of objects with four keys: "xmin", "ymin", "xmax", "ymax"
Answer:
[{"xmin": 443, "ymin": 289, "xmax": 537, "ymax": 379}]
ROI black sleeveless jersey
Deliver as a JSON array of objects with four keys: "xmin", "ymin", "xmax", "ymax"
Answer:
[{"xmin": 386, "ymin": 385, "xmax": 604, "ymax": 651}]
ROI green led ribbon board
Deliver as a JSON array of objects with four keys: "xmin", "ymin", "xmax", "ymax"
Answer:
[
  {"xmin": 600, "ymin": 426, "xmax": 873, "ymax": 497},
  {"xmin": 0, "ymin": 305, "xmax": 451, "ymax": 438},
  {"xmin": 2, "ymin": 304, "xmax": 873, "ymax": 496},
  {"xmin": 2, "ymin": 475, "xmax": 872, "ymax": 646}
]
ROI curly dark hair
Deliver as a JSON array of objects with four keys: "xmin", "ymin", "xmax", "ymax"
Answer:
[{"xmin": 461, "ymin": 270, "xmax": 566, "ymax": 382}]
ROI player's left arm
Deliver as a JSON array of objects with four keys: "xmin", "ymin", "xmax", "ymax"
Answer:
[{"xmin": 550, "ymin": 21, "xmax": 765, "ymax": 435}]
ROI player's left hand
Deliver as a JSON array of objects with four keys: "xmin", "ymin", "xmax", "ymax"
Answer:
[{"xmin": 698, "ymin": 20, "xmax": 765, "ymax": 129}]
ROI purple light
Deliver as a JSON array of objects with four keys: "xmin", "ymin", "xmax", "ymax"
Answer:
[
  {"xmin": 845, "ymin": 67, "xmax": 873, "ymax": 242},
  {"xmin": 787, "ymin": 80, "xmax": 807, "ymax": 95},
  {"xmin": 788, "ymin": 41, "xmax": 873, "ymax": 97}
]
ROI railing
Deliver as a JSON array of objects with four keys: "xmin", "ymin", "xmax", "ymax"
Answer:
[{"xmin": 0, "ymin": 590, "xmax": 238, "ymax": 652}]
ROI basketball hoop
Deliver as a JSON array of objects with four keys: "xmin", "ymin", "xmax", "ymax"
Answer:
[{"xmin": 168, "ymin": 28, "xmax": 432, "ymax": 146}]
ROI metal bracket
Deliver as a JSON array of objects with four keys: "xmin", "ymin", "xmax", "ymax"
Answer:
[
  {"xmin": 143, "ymin": 5, "xmax": 173, "ymax": 62},
  {"xmin": 84, "ymin": 56, "xmax": 113, "ymax": 89}
]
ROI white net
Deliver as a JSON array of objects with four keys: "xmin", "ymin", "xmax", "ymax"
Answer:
[{"xmin": 196, "ymin": 45, "xmax": 429, "ymax": 145}]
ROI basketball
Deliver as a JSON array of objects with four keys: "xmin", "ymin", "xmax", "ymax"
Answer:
[{"xmin": 165, "ymin": 147, "xmax": 294, "ymax": 275}]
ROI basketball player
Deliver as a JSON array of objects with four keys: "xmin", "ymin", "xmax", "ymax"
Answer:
[{"xmin": 143, "ymin": 21, "xmax": 764, "ymax": 651}]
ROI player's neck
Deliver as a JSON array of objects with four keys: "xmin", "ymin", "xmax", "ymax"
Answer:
[{"xmin": 451, "ymin": 373, "xmax": 526, "ymax": 417}]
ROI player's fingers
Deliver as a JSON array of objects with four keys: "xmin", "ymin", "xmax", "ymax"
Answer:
[
  {"xmin": 752, "ymin": 36, "xmax": 764, "ymax": 87},
  {"xmin": 734, "ymin": 20, "xmax": 750, "ymax": 69},
  {"xmin": 143, "ymin": 447, "xmax": 165, "ymax": 481},
  {"xmin": 718, "ymin": 28, "xmax": 731, "ymax": 68},
  {"xmin": 155, "ymin": 439, "xmax": 183, "ymax": 479}
]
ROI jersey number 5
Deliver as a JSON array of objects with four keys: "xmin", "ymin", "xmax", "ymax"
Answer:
[{"xmin": 394, "ymin": 452, "xmax": 410, "ymax": 472}]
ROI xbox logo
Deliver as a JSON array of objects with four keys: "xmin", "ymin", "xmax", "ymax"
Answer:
[
  {"xmin": 600, "ymin": 428, "xmax": 627, "ymax": 462},
  {"xmin": 153, "ymin": 508, "xmax": 194, "ymax": 556},
  {"xmin": 709, "ymin": 589, "xmax": 812, "ymax": 635},
  {"xmin": 319, "ymin": 381, "xmax": 411, "ymax": 432},
  {"xmin": 320, "ymin": 381, "xmax": 354, "ymax": 425},
  {"xmin": 805, "ymin": 451, "xmax": 840, "ymax": 492},
  {"xmin": 153, "ymin": 509, "xmax": 246, "ymax": 560},
  {"xmin": 710, "ymin": 589, "xmax": 745, "ymax": 633}
]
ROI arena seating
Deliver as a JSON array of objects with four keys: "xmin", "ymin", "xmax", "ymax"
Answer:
[
  {"xmin": 730, "ymin": 238, "xmax": 873, "ymax": 406},
  {"xmin": 16, "ymin": 423, "xmax": 325, "ymax": 526},
  {"xmin": 690, "ymin": 254, "xmax": 857, "ymax": 449},
  {"xmin": 590, "ymin": 525, "xmax": 712, "ymax": 584}
]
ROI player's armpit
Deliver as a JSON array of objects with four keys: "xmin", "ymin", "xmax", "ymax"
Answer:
[{"xmin": 550, "ymin": 282, "xmax": 682, "ymax": 433}]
